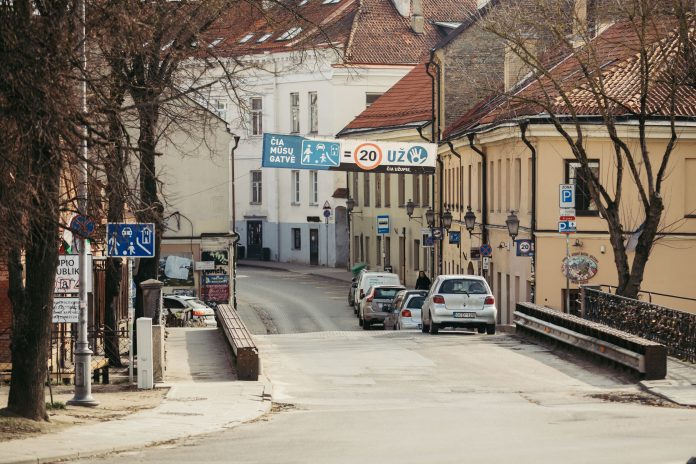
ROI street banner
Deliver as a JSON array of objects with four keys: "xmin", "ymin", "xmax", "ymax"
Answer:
[{"xmin": 262, "ymin": 133, "xmax": 436, "ymax": 174}]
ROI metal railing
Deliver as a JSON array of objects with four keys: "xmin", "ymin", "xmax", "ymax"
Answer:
[{"xmin": 582, "ymin": 287, "xmax": 696, "ymax": 363}]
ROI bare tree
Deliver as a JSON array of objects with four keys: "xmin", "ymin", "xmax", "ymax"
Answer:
[{"xmin": 477, "ymin": 0, "xmax": 695, "ymax": 299}]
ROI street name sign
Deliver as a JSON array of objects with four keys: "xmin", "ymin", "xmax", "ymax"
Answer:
[
  {"xmin": 559, "ymin": 184, "xmax": 575, "ymax": 208},
  {"xmin": 262, "ymin": 133, "xmax": 436, "ymax": 174},
  {"xmin": 106, "ymin": 223, "xmax": 155, "ymax": 257},
  {"xmin": 377, "ymin": 215, "xmax": 390, "ymax": 234}
]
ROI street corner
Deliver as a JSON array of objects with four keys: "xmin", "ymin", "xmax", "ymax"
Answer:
[{"xmin": 639, "ymin": 379, "xmax": 696, "ymax": 407}]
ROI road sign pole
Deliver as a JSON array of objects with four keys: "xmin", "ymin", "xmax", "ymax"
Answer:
[
  {"xmin": 128, "ymin": 258, "xmax": 134, "ymax": 384},
  {"xmin": 68, "ymin": 0, "xmax": 98, "ymax": 408},
  {"xmin": 565, "ymin": 233, "xmax": 570, "ymax": 313}
]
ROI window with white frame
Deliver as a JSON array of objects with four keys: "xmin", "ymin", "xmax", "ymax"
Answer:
[
  {"xmin": 250, "ymin": 97, "xmax": 262, "ymax": 136},
  {"xmin": 290, "ymin": 92, "xmax": 300, "ymax": 133},
  {"xmin": 213, "ymin": 99, "xmax": 227, "ymax": 120},
  {"xmin": 309, "ymin": 171, "xmax": 318, "ymax": 205},
  {"xmin": 308, "ymin": 91, "xmax": 318, "ymax": 133},
  {"xmin": 365, "ymin": 92, "xmax": 383, "ymax": 107},
  {"xmin": 277, "ymin": 27, "xmax": 302, "ymax": 41},
  {"xmin": 257, "ymin": 32, "xmax": 272, "ymax": 43},
  {"xmin": 239, "ymin": 33, "xmax": 254, "ymax": 43},
  {"xmin": 251, "ymin": 170, "xmax": 262, "ymax": 204},
  {"xmin": 292, "ymin": 170, "xmax": 300, "ymax": 204}
]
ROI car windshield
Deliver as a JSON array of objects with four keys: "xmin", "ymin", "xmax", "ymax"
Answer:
[
  {"xmin": 375, "ymin": 288, "xmax": 402, "ymax": 299},
  {"xmin": 438, "ymin": 279, "xmax": 488, "ymax": 294},
  {"xmin": 406, "ymin": 296, "xmax": 425, "ymax": 309}
]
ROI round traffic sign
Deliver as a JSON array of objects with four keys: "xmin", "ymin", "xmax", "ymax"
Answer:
[
  {"xmin": 479, "ymin": 244, "xmax": 493, "ymax": 257},
  {"xmin": 323, "ymin": 209, "xmax": 331, "ymax": 218},
  {"xmin": 69, "ymin": 214, "xmax": 96, "ymax": 238},
  {"xmin": 518, "ymin": 241, "xmax": 531, "ymax": 253},
  {"xmin": 353, "ymin": 142, "xmax": 383, "ymax": 171}
]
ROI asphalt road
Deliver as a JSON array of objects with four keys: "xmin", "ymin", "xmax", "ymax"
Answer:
[
  {"xmin": 235, "ymin": 267, "xmax": 357, "ymax": 334},
  {"xmin": 75, "ymin": 268, "xmax": 696, "ymax": 464}
]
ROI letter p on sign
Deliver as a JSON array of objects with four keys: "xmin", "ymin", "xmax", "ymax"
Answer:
[{"xmin": 559, "ymin": 184, "xmax": 575, "ymax": 208}]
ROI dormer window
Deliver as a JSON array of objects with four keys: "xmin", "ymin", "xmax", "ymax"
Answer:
[
  {"xmin": 257, "ymin": 32, "xmax": 273, "ymax": 43},
  {"xmin": 239, "ymin": 33, "xmax": 254, "ymax": 43},
  {"xmin": 277, "ymin": 27, "xmax": 302, "ymax": 41},
  {"xmin": 208, "ymin": 38, "xmax": 223, "ymax": 48},
  {"xmin": 322, "ymin": 0, "xmax": 340, "ymax": 4},
  {"xmin": 299, "ymin": 0, "xmax": 309, "ymax": 4}
]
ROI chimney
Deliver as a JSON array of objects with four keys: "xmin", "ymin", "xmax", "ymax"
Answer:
[{"xmin": 411, "ymin": 0, "xmax": 424, "ymax": 34}]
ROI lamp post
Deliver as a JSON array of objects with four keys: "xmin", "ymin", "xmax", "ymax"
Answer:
[
  {"xmin": 464, "ymin": 206, "xmax": 521, "ymax": 279},
  {"xmin": 406, "ymin": 200, "xmax": 452, "ymax": 276}
]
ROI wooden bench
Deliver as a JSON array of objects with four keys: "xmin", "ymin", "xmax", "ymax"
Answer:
[
  {"xmin": 216, "ymin": 304, "xmax": 259, "ymax": 381},
  {"xmin": 515, "ymin": 302, "xmax": 667, "ymax": 380}
]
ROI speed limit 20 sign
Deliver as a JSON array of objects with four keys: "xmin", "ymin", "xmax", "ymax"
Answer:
[{"xmin": 353, "ymin": 142, "xmax": 383, "ymax": 171}]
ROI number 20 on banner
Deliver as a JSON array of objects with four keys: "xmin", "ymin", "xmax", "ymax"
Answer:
[{"xmin": 353, "ymin": 142, "xmax": 383, "ymax": 170}]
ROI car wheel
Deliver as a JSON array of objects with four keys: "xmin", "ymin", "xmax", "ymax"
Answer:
[
  {"xmin": 358, "ymin": 317, "xmax": 363, "ymax": 327},
  {"xmin": 421, "ymin": 320, "xmax": 429, "ymax": 333},
  {"xmin": 363, "ymin": 320, "xmax": 370, "ymax": 330},
  {"xmin": 486, "ymin": 324, "xmax": 496, "ymax": 335},
  {"xmin": 477, "ymin": 326, "xmax": 486, "ymax": 334},
  {"xmin": 429, "ymin": 321, "xmax": 439, "ymax": 335}
]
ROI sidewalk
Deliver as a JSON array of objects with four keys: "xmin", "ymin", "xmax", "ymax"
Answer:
[
  {"xmin": 640, "ymin": 357, "xmax": 696, "ymax": 407},
  {"xmin": 238, "ymin": 259, "xmax": 354, "ymax": 283},
  {"xmin": 0, "ymin": 328, "xmax": 272, "ymax": 464}
]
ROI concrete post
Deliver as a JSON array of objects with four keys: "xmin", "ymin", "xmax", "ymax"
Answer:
[{"xmin": 140, "ymin": 279, "xmax": 163, "ymax": 323}]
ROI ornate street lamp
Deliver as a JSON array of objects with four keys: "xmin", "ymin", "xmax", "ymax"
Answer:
[
  {"xmin": 425, "ymin": 208, "xmax": 435, "ymax": 227},
  {"xmin": 464, "ymin": 206, "xmax": 477, "ymax": 236},
  {"xmin": 506, "ymin": 210, "xmax": 520, "ymax": 241},
  {"xmin": 406, "ymin": 199, "xmax": 415, "ymax": 218},
  {"xmin": 442, "ymin": 209, "xmax": 453, "ymax": 230}
]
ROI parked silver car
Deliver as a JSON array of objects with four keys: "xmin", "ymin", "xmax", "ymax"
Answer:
[
  {"xmin": 420, "ymin": 275, "xmax": 497, "ymax": 335},
  {"xmin": 353, "ymin": 271, "xmax": 401, "ymax": 316},
  {"xmin": 163, "ymin": 295, "xmax": 217, "ymax": 328},
  {"xmin": 360, "ymin": 284, "xmax": 405, "ymax": 330},
  {"xmin": 384, "ymin": 290, "xmax": 428, "ymax": 330}
]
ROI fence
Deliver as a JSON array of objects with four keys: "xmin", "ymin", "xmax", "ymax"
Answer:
[{"xmin": 582, "ymin": 287, "xmax": 696, "ymax": 363}]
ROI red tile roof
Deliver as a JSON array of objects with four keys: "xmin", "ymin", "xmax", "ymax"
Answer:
[
  {"xmin": 345, "ymin": 0, "xmax": 476, "ymax": 65},
  {"xmin": 444, "ymin": 18, "xmax": 696, "ymax": 138},
  {"xmin": 338, "ymin": 62, "xmax": 433, "ymax": 134},
  {"xmin": 206, "ymin": 0, "xmax": 475, "ymax": 65}
]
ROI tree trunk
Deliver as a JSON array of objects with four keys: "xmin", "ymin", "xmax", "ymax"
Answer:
[
  {"xmin": 134, "ymin": 105, "xmax": 162, "ymax": 320},
  {"xmin": 7, "ymin": 142, "xmax": 61, "ymax": 421}
]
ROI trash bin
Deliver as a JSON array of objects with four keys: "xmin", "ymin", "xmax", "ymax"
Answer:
[
  {"xmin": 237, "ymin": 245, "xmax": 246, "ymax": 260},
  {"xmin": 262, "ymin": 247, "xmax": 271, "ymax": 261}
]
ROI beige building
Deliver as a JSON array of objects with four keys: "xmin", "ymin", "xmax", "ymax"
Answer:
[{"xmin": 337, "ymin": 64, "xmax": 436, "ymax": 287}]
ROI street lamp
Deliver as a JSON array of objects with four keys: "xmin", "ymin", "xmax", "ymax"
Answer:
[
  {"xmin": 505, "ymin": 210, "xmax": 520, "ymax": 241},
  {"xmin": 464, "ymin": 206, "xmax": 480, "ymax": 237}
]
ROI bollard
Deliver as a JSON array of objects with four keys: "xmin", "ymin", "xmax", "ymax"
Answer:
[{"xmin": 136, "ymin": 317, "xmax": 154, "ymax": 389}]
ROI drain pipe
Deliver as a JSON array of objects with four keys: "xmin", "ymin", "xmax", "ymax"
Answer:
[
  {"xmin": 467, "ymin": 134, "xmax": 488, "ymax": 247},
  {"xmin": 425, "ymin": 51, "xmax": 440, "ymax": 278},
  {"xmin": 446, "ymin": 141, "xmax": 463, "ymax": 270},
  {"xmin": 519, "ymin": 121, "xmax": 537, "ymax": 303}
]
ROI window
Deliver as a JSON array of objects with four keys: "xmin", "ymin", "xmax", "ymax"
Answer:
[
  {"xmin": 290, "ymin": 92, "xmax": 300, "ymax": 133},
  {"xmin": 354, "ymin": 235, "xmax": 360, "ymax": 263},
  {"xmin": 323, "ymin": 0, "xmax": 340, "ymax": 4},
  {"xmin": 239, "ymin": 33, "xmax": 254, "ymax": 43},
  {"xmin": 514, "ymin": 158, "xmax": 521, "ymax": 211},
  {"xmin": 375, "ymin": 173, "xmax": 382, "ymax": 207},
  {"xmin": 422, "ymin": 174, "xmax": 430, "ymax": 207},
  {"xmin": 528, "ymin": 158, "xmax": 533, "ymax": 214},
  {"xmin": 251, "ymin": 170, "xmax": 262, "ymax": 204},
  {"xmin": 686, "ymin": 159, "xmax": 696, "ymax": 217},
  {"xmin": 292, "ymin": 228, "xmax": 301, "ymax": 250},
  {"xmin": 212, "ymin": 99, "xmax": 227, "ymax": 120},
  {"xmin": 208, "ymin": 38, "xmax": 223, "ymax": 48},
  {"xmin": 468, "ymin": 165, "xmax": 472, "ymax": 208},
  {"xmin": 308, "ymin": 91, "xmax": 318, "ymax": 133},
  {"xmin": 477, "ymin": 162, "xmax": 482, "ymax": 211},
  {"xmin": 365, "ymin": 92, "xmax": 383, "ymax": 107},
  {"xmin": 292, "ymin": 170, "xmax": 300, "ymax": 204},
  {"xmin": 566, "ymin": 160, "xmax": 599, "ymax": 213},
  {"xmin": 277, "ymin": 27, "xmax": 302, "ymax": 41},
  {"xmin": 385, "ymin": 236, "xmax": 391, "ymax": 266},
  {"xmin": 385, "ymin": 174, "xmax": 391, "ymax": 207},
  {"xmin": 257, "ymin": 32, "xmax": 273, "ymax": 43},
  {"xmin": 413, "ymin": 240, "xmax": 420, "ymax": 271},
  {"xmin": 364, "ymin": 173, "xmax": 370, "ymax": 207},
  {"xmin": 376, "ymin": 236, "xmax": 382, "ymax": 266},
  {"xmin": 365, "ymin": 237, "xmax": 370, "ymax": 265},
  {"xmin": 251, "ymin": 97, "xmax": 263, "ymax": 136},
  {"xmin": 412, "ymin": 174, "xmax": 421, "ymax": 205},
  {"xmin": 309, "ymin": 171, "xmax": 318, "ymax": 205},
  {"xmin": 489, "ymin": 161, "xmax": 495, "ymax": 212},
  {"xmin": 505, "ymin": 158, "xmax": 511, "ymax": 211},
  {"xmin": 398, "ymin": 174, "xmax": 405, "ymax": 206},
  {"xmin": 497, "ymin": 159, "xmax": 502, "ymax": 212},
  {"xmin": 352, "ymin": 172, "xmax": 359, "ymax": 204}
]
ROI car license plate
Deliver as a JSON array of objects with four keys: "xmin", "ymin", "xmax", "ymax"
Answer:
[{"xmin": 453, "ymin": 312, "xmax": 476, "ymax": 318}]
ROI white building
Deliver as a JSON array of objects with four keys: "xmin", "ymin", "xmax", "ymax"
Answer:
[{"xmin": 200, "ymin": 0, "xmax": 472, "ymax": 266}]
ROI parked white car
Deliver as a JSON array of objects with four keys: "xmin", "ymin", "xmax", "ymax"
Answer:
[
  {"xmin": 384, "ymin": 290, "xmax": 428, "ymax": 330},
  {"xmin": 420, "ymin": 275, "xmax": 497, "ymax": 335},
  {"xmin": 163, "ymin": 295, "xmax": 217, "ymax": 328}
]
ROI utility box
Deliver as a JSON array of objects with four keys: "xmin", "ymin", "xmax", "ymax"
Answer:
[
  {"xmin": 136, "ymin": 317, "xmax": 154, "ymax": 389},
  {"xmin": 140, "ymin": 279, "xmax": 164, "ymax": 324}
]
